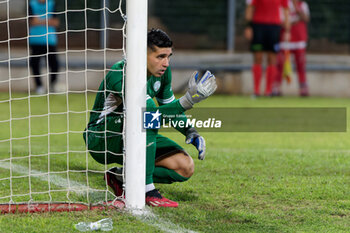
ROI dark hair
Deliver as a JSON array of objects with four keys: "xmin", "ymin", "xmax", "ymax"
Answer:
[{"xmin": 147, "ymin": 28, "xmax": 173, "ymax": 51}]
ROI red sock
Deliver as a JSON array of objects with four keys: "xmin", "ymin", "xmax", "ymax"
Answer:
[
  {"xmin": 265, "ymin": 65, "xmax": 277, "ymax": 96},
  {"xmin": 275, "ymin": 51, "xmax": 284, "ymax": 87},
  {"xmin": 252, "ymin": 64, "xmax": 262, "ymax": 95},
  {"xmin": 293, "ymin": 49, "xmax": 307, "ymax": 85}
]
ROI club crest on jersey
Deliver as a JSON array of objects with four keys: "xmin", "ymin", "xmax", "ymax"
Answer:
[{"xmin": 153, "ymin": 81, "xmax": 161, "ymax": 92}]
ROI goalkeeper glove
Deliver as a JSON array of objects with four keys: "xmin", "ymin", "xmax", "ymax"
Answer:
[
  {"xmin": 179, "ymin": 70, "xmax": 217, "ymax": 110},
  {"xmin": 185, "ymin": 128, "xmax": 206, "ymax": 160}
]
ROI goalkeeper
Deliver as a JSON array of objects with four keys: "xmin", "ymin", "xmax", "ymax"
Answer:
[{"xmin": 83, "ymin": 29, "xmax": 217, "ymax": 207}]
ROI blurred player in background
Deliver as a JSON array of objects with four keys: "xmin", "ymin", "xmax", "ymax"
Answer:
[
  {"xmin": 84, "ymin": 29, "xmax": 217, "ymax": 207},
  {"xmin": 274, "ymin": 0, "xmax": 310, "ymax": 96},
  {"xmin": 29, "ymin": 0, "xmax": 60, "ymax": 94},
  {"xmin": 245, "ymin": 0, "xmax": 290, "ymax": 97}
]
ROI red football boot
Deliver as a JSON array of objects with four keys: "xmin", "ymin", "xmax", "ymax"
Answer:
[
  {"xmin": 104, "ymin": 167, "xmax": 124, "ymax": 197},
  {"xmin": 146, "ymin": 189, "xmax": 178, "ymax": 208}
]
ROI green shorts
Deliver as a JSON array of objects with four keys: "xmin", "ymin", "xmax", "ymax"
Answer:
[
  {"xmin": 154, "ymin": 134, "xmax": 187, "ymax": 162},
  {"xmin": 83, "ymin": 116, "xmax": 124, "ymax": 165},
  {"xmin": 83, "ymin": 117, "xmax": 186, "ymax": 165}
]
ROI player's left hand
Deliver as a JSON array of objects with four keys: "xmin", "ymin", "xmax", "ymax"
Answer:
[
  {"xmin": 283, "ymin": 31, "xmax": 291, "ymax": 42},
  {"xmin": 179, "ymin": 70, "xmax": 217, "ymax": 110},
  {"xmin": 185, "ymin": 128, "xmax": 206, "ymax": 160}
]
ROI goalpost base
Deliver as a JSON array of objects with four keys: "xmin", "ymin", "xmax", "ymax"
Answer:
[{"xmin": 0, "ymin": 200, "xmax": 125, "ymax": 214}]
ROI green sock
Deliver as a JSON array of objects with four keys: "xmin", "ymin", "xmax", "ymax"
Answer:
[
  {"xmin": 146, "ymin": 129, "xmax": 157, "ymax": 185},
  {"xmin": 153, "ymin": 166, "xmax": 190, "ymax": 184}
]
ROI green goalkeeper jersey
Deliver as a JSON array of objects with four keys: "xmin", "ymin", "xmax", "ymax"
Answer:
[{"xmin": 87, "ymin": 60, "xmax": 189, "ymax": 134}]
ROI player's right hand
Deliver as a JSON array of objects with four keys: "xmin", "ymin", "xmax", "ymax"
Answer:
[
  {"xmin": 244, "ymin": 27, "xmax": 253, "ymax": 41},
  {"xmin": 179, "ymin": 70, "xmax": 217, "ymax": 110}
]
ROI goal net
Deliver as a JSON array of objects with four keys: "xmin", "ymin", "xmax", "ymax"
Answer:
[{"xmin": 0, "ymin": 0, "xmax": 146, "ymax": 213}]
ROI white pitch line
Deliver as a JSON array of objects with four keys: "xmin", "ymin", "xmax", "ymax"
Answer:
[
  {"xmin": 0, "ymin": 161, "xmax": 88, "ymax": 195},
  {"xmin": 129, "ymin": 208, "xmax": 198, "ymax": 233},
  {"xmin": 0, "ymin": 161, "xmax": 198, "ymax": 233}
]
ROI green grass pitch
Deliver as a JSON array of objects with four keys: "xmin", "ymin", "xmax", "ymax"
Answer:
[{"xmin": 1, "ymin": 93, "xmax": 350, "ymax": 232}]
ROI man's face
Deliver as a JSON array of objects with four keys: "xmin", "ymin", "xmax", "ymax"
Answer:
[{"xmin": 147, "ymin": 46, "xmax": 172, "ymax": 77}]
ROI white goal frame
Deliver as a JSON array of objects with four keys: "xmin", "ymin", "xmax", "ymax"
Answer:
[
  {"xmin": 124, "ymin": 0, "xmax": 147, "ymax": 209},
  {"xmin": 0, "ymin": 0, "xmax": 147, "ymax": 213}
]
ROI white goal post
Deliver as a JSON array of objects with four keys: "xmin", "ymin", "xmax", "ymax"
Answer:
[
  {"xmin": 0, "ymin": 0, "xmax": 147, "ymax": 213},
  {"xmin": 125, "ymin": 0, "xmax": 147, "ymax": 209}
]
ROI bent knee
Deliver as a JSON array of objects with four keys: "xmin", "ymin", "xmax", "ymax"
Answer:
[
  {"xmin": 156, "ymin": 152, "xmax": 195, "ymax": 178},
  {"xmin": 178, "ymin": 155, "xmax": 194, "ymax": 178},
  {"xmin": 182, "ymin": 164, "xmax": 194, "ymax": 178}
]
